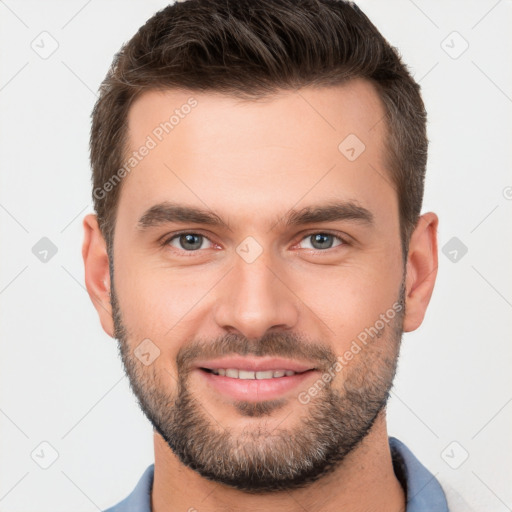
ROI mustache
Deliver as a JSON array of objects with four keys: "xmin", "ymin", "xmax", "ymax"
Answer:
[{"xmin": 175, "ymin": 331, "xmax": 337, "ymax": 374}]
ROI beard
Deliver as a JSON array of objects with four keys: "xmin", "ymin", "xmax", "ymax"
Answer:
[{"xmin": 110, "ymin": 275, "xmax": 405, "ymax": 494}]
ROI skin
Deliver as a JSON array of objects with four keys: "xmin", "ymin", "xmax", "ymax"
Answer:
[{"xmin": 82, "ymin": 79, "xmax": 438, "ymax": 511}]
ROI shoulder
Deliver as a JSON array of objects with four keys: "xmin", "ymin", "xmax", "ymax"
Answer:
[{"xmin": 103, "ymin": 464, "xmax": 154, "ymax": 512}]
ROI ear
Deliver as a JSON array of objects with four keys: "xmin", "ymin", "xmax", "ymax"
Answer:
[
  {"xmin": 403, "ymin": 212, "xmax": 439, "ymax": 333},
  {"xmin": 82, "ymin": 214, "xmax": 114, "ymax": 338}
]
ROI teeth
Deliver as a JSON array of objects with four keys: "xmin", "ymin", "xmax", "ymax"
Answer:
[{"xmin": 210, "ymin": 368, "xmax": 298, "ymax": 379}]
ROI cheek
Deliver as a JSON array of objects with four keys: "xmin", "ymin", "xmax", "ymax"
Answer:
[
  {"xmin": 295, "ymin": 254, "xmax": 403, "ymax": 346},
  {"xmin": 112, "ymin": 256, "xmax": 215, "ymax": 340}
]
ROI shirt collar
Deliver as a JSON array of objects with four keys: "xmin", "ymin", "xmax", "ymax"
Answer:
[{"xmin": 389, "ymin": 436, "xmax": 449, "ymax": 511}]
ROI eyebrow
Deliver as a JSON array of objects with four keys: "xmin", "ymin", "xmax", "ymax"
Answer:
[
  {"xmin": 283, "ymin": 201, "xmax": 374, "ymax": 228},
  {"xmin": 136, "ymin": 200, "xmax": 374, "ymax": 231}
]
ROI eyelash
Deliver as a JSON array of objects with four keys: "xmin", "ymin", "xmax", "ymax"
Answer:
[{"xmin": 160, "ymin": 230, "xmax": 349, "ymax": 255}]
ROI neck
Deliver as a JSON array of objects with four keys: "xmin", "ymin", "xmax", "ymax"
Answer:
[{"xmin": 151, "ymin": 410, "xmax": 405, "ymax": 512}]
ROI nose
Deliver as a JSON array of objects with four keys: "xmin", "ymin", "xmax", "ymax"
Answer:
[{"xmin": 213, "ymin": 250, "xmax": 299, "ymax": 340}]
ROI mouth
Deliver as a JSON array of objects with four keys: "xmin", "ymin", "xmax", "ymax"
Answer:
[{"xmin": 194, "ymin": 357, "xmax": 318, "ymax": 402}]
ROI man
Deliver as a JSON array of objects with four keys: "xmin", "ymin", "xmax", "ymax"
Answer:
[{"xmin": 82, "ymin": 0, "xmax": 446, "ymax": 510}]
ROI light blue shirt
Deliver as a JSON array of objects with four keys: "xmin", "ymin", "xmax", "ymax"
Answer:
[{"xmin": 104, "ymin": 436, "xmax": 449, "ymax": 511}]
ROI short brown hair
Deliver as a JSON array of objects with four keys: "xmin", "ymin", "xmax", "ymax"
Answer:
[{"xmin": 90, "ymin": 0, "xmax": 428, "ymax": 260}]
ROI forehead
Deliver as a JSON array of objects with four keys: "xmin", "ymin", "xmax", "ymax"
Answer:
[
  {"xmin": 126, "ymin": 80, "xmax": 387, "ymax": 154},
  {"xmin": 119, "ymin": 80, "xmax": 396, "ymax": 231}
]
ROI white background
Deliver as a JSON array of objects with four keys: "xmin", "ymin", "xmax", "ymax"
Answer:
[{"xmin": 0, "ymin": 1, "xmax": 511, "ymax": 511}]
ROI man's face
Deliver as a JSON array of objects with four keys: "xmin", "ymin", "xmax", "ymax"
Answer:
[{"xmin": 110, "ymin": 80, "xmax": 406, "ymax": 491}]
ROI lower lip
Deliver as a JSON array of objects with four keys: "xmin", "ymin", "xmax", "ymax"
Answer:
[{"xmin": 196, "ymin": 369, "xmax": 317, "ymax": 402}]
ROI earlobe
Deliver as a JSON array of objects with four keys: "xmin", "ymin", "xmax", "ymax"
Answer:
[
  {"xmin": 403, "ymin": 212, "xmax": 439, "ymax": 333},
  {"xmin": 82, "ymin": 214, "xmax": 115, "ymax": 338}
]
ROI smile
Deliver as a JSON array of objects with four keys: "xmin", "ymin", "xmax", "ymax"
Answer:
[{"xmin": 197, "ymin": 367, "xmax": 317, "ymax": 402}]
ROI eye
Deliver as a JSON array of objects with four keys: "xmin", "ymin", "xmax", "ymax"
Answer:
[
  {"xmin": 166, "ymin": 233, "xmax": 214, "ymax": 251},
  {"xmin": 298, "ymin": 232, "xmax": 345, "ymax": 251}
]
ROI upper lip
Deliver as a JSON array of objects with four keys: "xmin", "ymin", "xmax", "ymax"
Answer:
[{"xmin": 195, "ymin": 357, "xmax": 316, "ymax": 373}]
